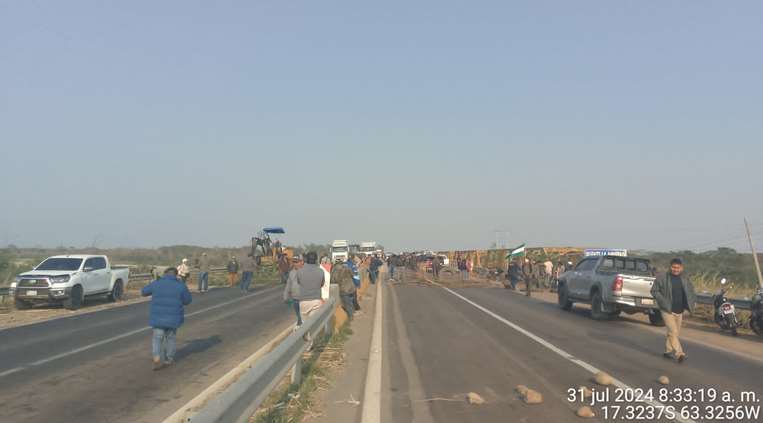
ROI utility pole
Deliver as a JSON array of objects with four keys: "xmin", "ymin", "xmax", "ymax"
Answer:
[{"xmin": 744, "ymin": 218, "xmax": 763, "ymax": 288}]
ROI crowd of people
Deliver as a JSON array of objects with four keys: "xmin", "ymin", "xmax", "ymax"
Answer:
[{"xmin": 138, "ymin": 248, "xmax": 698, "ymax": 371}]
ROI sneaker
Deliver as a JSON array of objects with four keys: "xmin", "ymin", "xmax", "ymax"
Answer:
[
  {"xmin": 663, "ymin": 352, "xmax": 674, "ymax": 360},
  {"xmin": 677, "ymin": 354, "xmax": 686, "ymax": 363},
  {"xmin": 164, "ymin": 359, "xmax": 174, "ymax": 366},
  {"xmin": 152, "ymin": 358, "xmax": 163, "ymax": 371}
]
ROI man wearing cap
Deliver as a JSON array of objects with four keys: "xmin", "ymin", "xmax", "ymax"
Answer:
[
  {"xmin": 176, "ymin": 258, "xmax": 191, "ymax": 283},
  {"xmin": 278, "ymin": 253, "xmax": 292, "ymax": 284},
  {"xmin": 226, "ymin": 256, "xmax": 239, "ymax": 287},
  {"xmin": 651, "ymin": 258, "xmax": 697, "ymax": 363},
  {"xmin": 240, "ymin": 254, "xmax": 257, "ymax": 293}
]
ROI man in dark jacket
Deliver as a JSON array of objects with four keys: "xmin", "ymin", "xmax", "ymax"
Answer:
[
  {"xmin": 332, "ymin": 258, "xmax": 356, "ymax": 320},
  {"xmin": 141, "ymin": 267, "xmax": 193, "ymax": 370},
  {"xmin": 369, "ymin": 255, "xmax": 383, "ymax": 284},
  {"xmin": 650, "ymin": 258, "xmax": 697, "ymax": 363},
  {"xmin": 521, "ymin": 258, "xmax": 534, "ymax": 296},
  {"xmin": 227, "ymin": 256, "xmax": 239, "ymax": 287},
  {"xmin": 507, "ymin": 260, "xmax": 521, "ymax": 290}
]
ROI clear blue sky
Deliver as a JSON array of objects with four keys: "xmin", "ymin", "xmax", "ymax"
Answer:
[{"xmin": 1, "ymin": 1, "xmax": 762, "ymax": 252}]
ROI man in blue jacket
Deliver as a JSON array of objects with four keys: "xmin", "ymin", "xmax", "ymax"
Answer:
[{"xmin": 142, "ymin": 267, "xmax": 193, "ymax": 370}]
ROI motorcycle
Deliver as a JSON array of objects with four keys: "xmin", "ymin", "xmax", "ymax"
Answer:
[
  {"xmin": 713, "ymin": 278, "xmax": 741, "ymax": 336},
  {"xmin": 750, "ymin": 286, "xmax": 763, "ymax": 337}
]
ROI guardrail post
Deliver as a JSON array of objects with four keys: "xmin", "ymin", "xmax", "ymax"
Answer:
[{"xmin": 290, "ymin": 355, "xmax": 302, "ymax": 385}]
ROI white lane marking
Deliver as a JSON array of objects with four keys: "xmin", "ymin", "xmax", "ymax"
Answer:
[
  {"xmin": 361, "ymin": 279, "xmax": 383, "ymax": 423},
  {"xmin": 438, "ymin": 284, "xmax": 696, "ymax": 423},
  {"xmin": 0, "ymin": 287, "xmax": 280, "ymax": 378}
]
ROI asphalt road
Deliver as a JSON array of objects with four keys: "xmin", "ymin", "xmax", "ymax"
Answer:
[
  {"xmin": 0, "ymin": 284, "xmax": 293, "ymax": 423},
  {"xmin": 382, "ymin": 273, "xmax": 763, "ymax": 423}
]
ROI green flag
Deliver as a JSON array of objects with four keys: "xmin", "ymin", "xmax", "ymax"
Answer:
[{"xmin": 507, "ymin": 244, "xmax": 526, "ymax": 259}]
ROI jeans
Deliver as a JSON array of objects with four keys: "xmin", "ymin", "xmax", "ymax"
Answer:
[
  {"xmin": 509, "ymin": 277, "xmax": 518, "ymax": 290},
  {"xmin": 281, "ymin": 271, "xmax": 290, "ymax": 284},
  {"xmin": 340, "ymin": 293, "xmax": 355, "ymax": 320},
  {"xmin": 291, "ymin": 300, "xmax": 303, "ymax": 326},
  {"xmin": 461, "ymin": 269, "xmax": 469, "ymax": 280},
  {"xmin": 152, "ymin": 327, "xmax": 177, "ymax": 362},
  {"xmin": 369, "ymin": 270, "xmax": 378, "ymax": 284},
  {"xmin": 389, "ymin": 266, "xmax": 395, "ymax": 279},
  {"xmin": 198, "ymin": 272, "xmax": 209, "ymax": 292},
  {"xmin": 240, "ymin": 271, "xmax": 253, "ymax": 291}
]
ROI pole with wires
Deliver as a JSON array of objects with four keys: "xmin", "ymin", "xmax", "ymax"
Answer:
[{"xmin": 744, "ymin": 218, "xmax": 763, "ymax": 288}]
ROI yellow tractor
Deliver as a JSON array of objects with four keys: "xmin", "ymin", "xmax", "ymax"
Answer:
[{"xmin": 251, "ymin": 227, "xmax": 293, "ymax": 267}]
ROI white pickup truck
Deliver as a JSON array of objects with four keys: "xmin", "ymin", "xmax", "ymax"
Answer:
[
  {"xmin": 11, "ymin": 255, "xmax": 130, "ymax": 310},
  {"xmin": 557, "ymin": 255, "xmax": 663, "ymax": 325}
]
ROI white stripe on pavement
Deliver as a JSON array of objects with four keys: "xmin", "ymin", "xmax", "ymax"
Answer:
[
  {"xmin": 361, "ymin": 279, "xmax": 383, "ymax": 423},
  {"xmin": 0, "ymin": 287, "xmax": 280, "ymax": 379},
  {"xmin": 438, "ymin": 284, "xmax": 697, "ymax": 423}
]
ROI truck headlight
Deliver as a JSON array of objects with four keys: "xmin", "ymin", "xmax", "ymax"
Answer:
[
  {"xmin": 49, "ymin": 275, "xmax": 71, "ymax": 284},
  {"xmin": 10, "ymin": 282, "xmax": 17, "ymax": 288},
  {"xmin": 14, "ymin": 276, "xmax": 22, "ymax": 283}
]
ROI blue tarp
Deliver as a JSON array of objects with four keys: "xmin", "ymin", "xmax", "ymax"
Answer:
[{"xmin": 263, "ymin": 227, "xmax": 286, "ymax": 234}]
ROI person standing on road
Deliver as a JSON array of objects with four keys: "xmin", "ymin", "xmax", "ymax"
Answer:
[
  {"xmin": 283, "ymin": 255, "xmax": 305, "ymax": 326},
  {"xmin": 544, "ymin": 259, "xmax": 554, "ymax": 288},
  {"xmin": 141, "ymin": 267, "xmax": 192, "ymax": 370},
  {"xmin": 198, "ymin": 252, "xmax": 210, "ymax": 293},
  {"xmin": 332, "ymin": 258, "xmax": 356, "ymax": 320},
  {"xmin": 227, "ymin": 256, "xmax": 239, "ymax": 287},
  {"xmin": 458, "ymin": 255, "xmax": 468, "ymax": 281},
  {"xmin": 291, "ymin": 252, "xmax": 325, "ymax": 348},
  {"xmin": 347, "ymin": 256, "xmax": 362, "ymax": 311},
  {"xmin": 650, "ymin": 258, "xmax": 697, "ymax": 363},
  {"xmin": 431, "ymin": 255, "xmax": 441, "ymax": 279},
  {"xmin": 240, "ymin": 254, "xmax": 257, "ymax": 292},
  {"xmin": 521, "ymin": 258, "xmax": 533, "ymax": 296},
  {"xmin": 176, "ymin": 258, "xmax": 191, "ymax": 283},
  {"xmin": 278, "ymin": 253, "xmax": 291, "ymax": 284},
  {"xmin": 507, "ymin": 260, "xmax": 521, "ymax": 290},
  {"xmin": 387, "ymin": 255, "xmax": 396, "ymax": 280},
  {"xmin": 370, "ymin": 254, "xmax": 384, "ymax": 284},
  {"xmin": 319, "ymin": 256, "xmax": 331, "ymax": 300}
]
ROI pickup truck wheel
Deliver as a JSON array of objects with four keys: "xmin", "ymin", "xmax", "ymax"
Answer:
[
  {"xmin": 64, "ymin": 285, "xmax": 84, "ymax": 310},
  {"xmin": 648, "ymin": 310, "xmax": 665, "ymax": 326},
  {"xmin": 108, "ymin": 280, "xmax": 123, "ymax": 302},
  {"xmin": 558, "ymin": 283, "xmax": 573, "ymax": 311},
  {"xmin": 590, "ymin": 291, "xmax": 609, "ymax": 321},
  {"xmin": 14, "ymin": 299, "xmax": 32, "ymax": 310}
]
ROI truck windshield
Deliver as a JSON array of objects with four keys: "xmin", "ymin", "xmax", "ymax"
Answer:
[
  {"xmin": 360, "ymin": 247, "xmax": 375, "ymax": 252},
  {"xmin": 333, "ymin": 247, "xmax": 348, "ymax": 252},
  {"xmin": 36, "ymin": 258, "xmax": 83, "ymax": 271}
]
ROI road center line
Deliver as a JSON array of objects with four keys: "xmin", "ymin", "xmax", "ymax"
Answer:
[
  {"xmin": 361, "ymin": 277, "xmax": 384, "ymax": 423},
  {"xmin": 437, "ymin": 284, "xmax": 696, "ymax": 423},
  {"xmin": 0, "ymin": 287, "xmax": 280, "ymax": 378}
]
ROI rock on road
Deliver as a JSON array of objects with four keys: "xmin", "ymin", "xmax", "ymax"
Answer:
[{"xmin": 382, "ymin": 274, "xmax": 763, "ymax": 422}]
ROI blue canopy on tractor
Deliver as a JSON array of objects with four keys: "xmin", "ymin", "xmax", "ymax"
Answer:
[{"xmin": 262, "ymin": 227, "xmax": 286, "ymax": 234}]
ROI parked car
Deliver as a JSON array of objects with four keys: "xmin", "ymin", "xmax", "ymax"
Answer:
[
  {"xmin": 11, "ymin": 255, "xmax": 130, "ymax": 310},
  {"xmin": 557, "ymin": 255, "xmax": 663, "ymax": 325}
]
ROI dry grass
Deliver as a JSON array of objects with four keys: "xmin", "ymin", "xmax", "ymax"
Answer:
[{"xmin": 252, "ymin": 324, "xmax": 353, "ymax": 423}]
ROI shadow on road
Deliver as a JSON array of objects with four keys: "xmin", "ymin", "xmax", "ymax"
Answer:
[{"xmin": 175, "ymin": 335, "xmax": 223, "ymax": 361}]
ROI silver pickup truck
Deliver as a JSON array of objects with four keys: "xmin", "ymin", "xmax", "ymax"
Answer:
[{"xmin": 557, "ymin": 255, "xmax": 664, "ymax": 326}]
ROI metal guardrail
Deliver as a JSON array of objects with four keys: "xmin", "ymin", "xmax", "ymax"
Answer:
[
  {"xmin": 188, "ymin": 285, "xmax": 339, "ymax": 423},
  {"xmin": 696, "ymin": 293, "xmax": 752, "ymax": 310}
]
